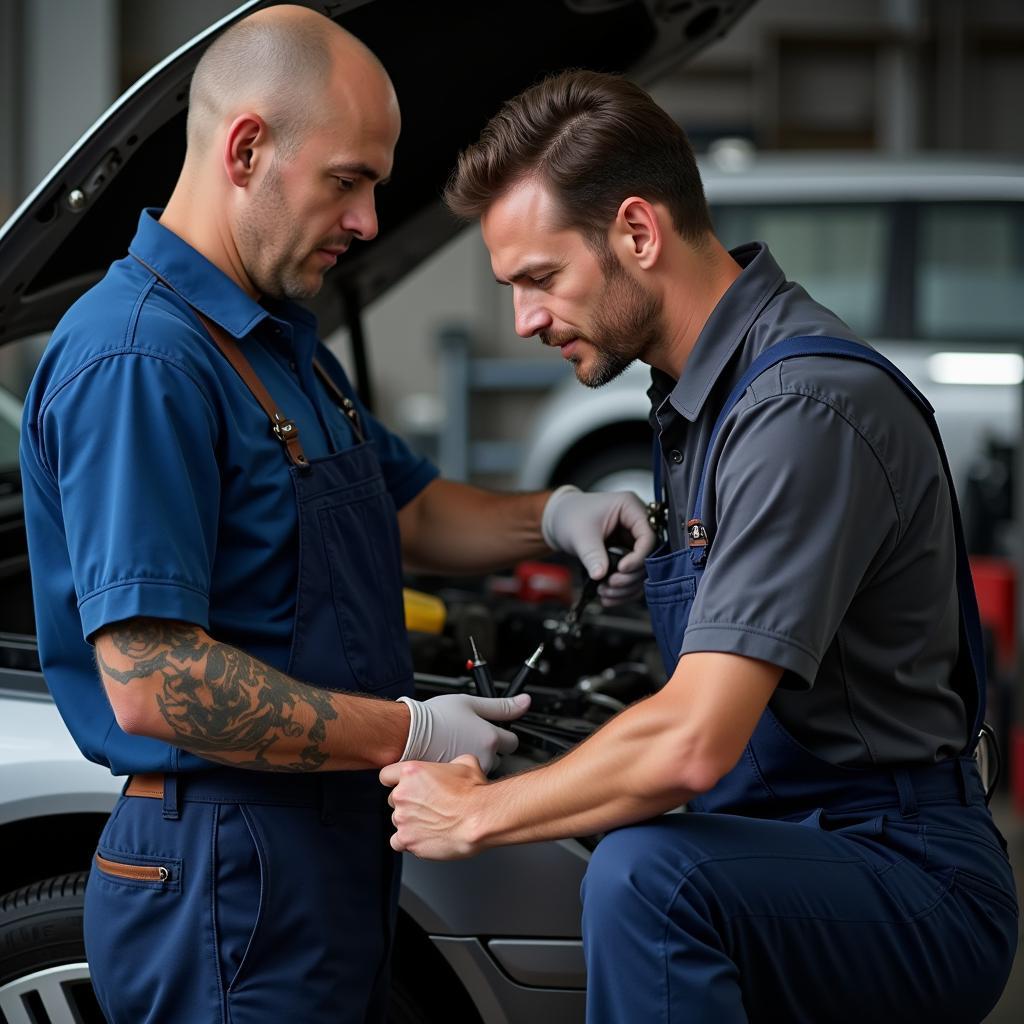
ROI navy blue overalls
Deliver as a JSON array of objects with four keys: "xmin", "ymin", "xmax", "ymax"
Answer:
[
  {"xmin": 581, "ymin": 338, "xmax": 1019, "ymax": 1024},
  {"xmin": 84, "ymin": 272, "xmax": 411, "ymax": 1024}
]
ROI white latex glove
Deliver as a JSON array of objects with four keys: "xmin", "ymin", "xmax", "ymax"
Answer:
[
  {"xmin": 396, "ymin": 693, "xmax": 530, "ymax": 772},
  {"xmin": 541, "ymin": 485, "xmax": 656, "ymax": 604}
]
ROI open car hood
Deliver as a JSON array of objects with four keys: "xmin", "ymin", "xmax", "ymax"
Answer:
[{"xmin": 0, "ymin": 0, "xmax": 756, "ymax": 345}]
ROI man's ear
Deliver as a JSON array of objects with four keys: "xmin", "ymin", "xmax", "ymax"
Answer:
[
  {"xmin": 612, "ymin": 196, "xmax": 662, "ymax": 270},
  {"xmin": 223, "ymin": 114, "xmax": 268, "ymax": 188}
]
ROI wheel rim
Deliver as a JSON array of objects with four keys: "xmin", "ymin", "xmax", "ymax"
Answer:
[{"xmin": 0, "ymin": 963, "xmax": 93, "ymax": 1024}]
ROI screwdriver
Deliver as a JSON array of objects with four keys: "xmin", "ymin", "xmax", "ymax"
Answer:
[
  {"xmin": 504, "ymin": 642, "xmax": 545, "ymax": 699},
  {"xmin": 466, "ymin": 636, "xmax": 496, "ymax": 698}
]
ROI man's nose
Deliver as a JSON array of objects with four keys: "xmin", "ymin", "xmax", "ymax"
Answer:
[
  {"xmin": 514, "ymin": 291, "xmax": 552, "ymax": 338},
  {"xmin": 342, "ymin": 196, "xmax": 379, "ymax": 242}
]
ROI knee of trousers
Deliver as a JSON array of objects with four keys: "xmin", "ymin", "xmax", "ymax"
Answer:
[{"xmin": 582, "ymin": 821, "xmax": 703, "ymax": 928}]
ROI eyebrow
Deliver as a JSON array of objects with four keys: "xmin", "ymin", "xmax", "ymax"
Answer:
[
  {"xmin": 328, "ymin": 162, "xmax": 391, "ymax": 186},
  {"xmin": 495, "ymin": 262, "xmax": 558, "ymax": 286}
]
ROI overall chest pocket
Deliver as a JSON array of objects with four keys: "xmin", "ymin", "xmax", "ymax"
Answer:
[
  {"xmin": 317, "ymin": 480, "xmax": 413, "ymax": 694},
  {"xmin": 645, "ymin": 543, "xmax": 701, "ymax": 675}
]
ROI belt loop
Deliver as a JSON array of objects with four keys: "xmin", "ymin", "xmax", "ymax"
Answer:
[
  {"xmin": 162, "ymin": 774, "xmax": 180, "ymax": 821},
  {"xmin": 893, "ymin": 768, "xmax": 919, "ymax": 819}
]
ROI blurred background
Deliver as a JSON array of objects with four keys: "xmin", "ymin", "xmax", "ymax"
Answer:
[{"xmin": 0, "ymin": 1, "xmax": 1022, "ymax": 1017}]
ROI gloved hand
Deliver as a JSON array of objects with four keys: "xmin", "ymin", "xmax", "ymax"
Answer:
[
  {"xmin": 541, "ymin": 485, "xmax": 656, "ymax": 604},
  {"xmin": 396, "ymin": 693, "xmax": 530, "ymax": 772}
]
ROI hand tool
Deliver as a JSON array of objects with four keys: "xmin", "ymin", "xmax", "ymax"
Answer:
[
  {"xmin": 503, "ymin": 642, "xmax": 545, "ymax": 699},
  {"xmin": 466, "ymin": 635, "xmax": 497, "ymax": 698}
]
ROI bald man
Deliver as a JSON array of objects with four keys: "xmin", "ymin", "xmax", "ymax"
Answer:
[{"xmin": 19, "ymin": 7, "xmax": 655, "ymax": 1022}]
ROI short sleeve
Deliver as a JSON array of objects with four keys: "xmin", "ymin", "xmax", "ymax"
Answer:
[
  {"xmin": 38, "ymin": 352, "xmax": 220, "ymax": 641},
  {"xmin": 681, "ymin": 391, "xmax": 900, "ymax": 685}
]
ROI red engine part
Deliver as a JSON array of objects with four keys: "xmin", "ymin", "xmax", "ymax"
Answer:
[
  {"xmin": 512, "ymin": 561, "xmax": 574, "ymax": 605},
  {"xmin": 969, "ymin": 556, "xmax": 1016, "ymax": 674}
]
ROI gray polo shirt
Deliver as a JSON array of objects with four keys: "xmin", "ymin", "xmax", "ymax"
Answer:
[{"xmin": 650, "ymin": 242, "xmax": 969, "ymax": 767}]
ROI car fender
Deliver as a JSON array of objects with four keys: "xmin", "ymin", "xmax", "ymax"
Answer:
[
  {"xmin": 517, "ymin": 364, "xmax": 652, "ymax": 490},
  {"xmin": 0, "ymin": 697, "xmax": 121, "ymax": 825}
]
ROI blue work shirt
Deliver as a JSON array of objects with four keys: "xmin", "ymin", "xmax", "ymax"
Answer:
[{"xmin": 20, "ymin": 209, "xmax": 438, "ymax": 776}]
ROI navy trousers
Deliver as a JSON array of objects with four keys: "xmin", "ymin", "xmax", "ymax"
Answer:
[
  {"xmin": 581, "ymin": 779, "xmax": 1018, "ymax": 1023},
  {"xmin": 85, "ymin": 770, "xmax": 398, "ymax": 1024}
]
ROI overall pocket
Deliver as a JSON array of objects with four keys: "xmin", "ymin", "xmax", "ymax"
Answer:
[
  {"xmin": 644, "ymin": 542, "xmax": 701, "ymax": 675},
  {"xmin": 214, "ymin": 803, "xmax": 266, "ymax": 995},
  {"xmin": 94, "ymin": 851, "xmax": 178, "ymax": 889},
  {"xmin": 318, "ymin": 481, "xmax": 414, "ymax": 692}
]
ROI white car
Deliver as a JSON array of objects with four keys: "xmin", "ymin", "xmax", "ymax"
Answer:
[{"xmin": 517, "ymin": 151, "xmax": 1024, "ymax": 532}]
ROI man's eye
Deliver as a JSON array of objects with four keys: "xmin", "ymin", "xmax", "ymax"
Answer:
[
  {"xmin": 335, "ymin": 178, "xmax": 355, "ymax": 191},
  {"xmin": 533, "ymin": 274, "xmax": 553, "ymax": 288}
]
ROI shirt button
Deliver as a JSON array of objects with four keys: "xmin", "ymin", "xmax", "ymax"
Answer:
[
  {"xmin": 670, "ymin": 449, "xmax": 683, "ymax": 464},
  {"xmin": 289, "ymin": 361, "xmax": 297, "ymax": 372}
]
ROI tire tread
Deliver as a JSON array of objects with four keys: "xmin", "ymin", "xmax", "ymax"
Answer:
[{"xmin": 0, "ymin": 870, "xmax": 89, "ymax": 916}]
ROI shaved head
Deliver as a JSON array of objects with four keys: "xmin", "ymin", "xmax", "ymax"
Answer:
[
  {"xmin": 163, "ymin": 4, "xmax": 399, "ymax": 302},
  {"xmin": 186, "ymin": 4, "xmax": 384, "ymax": 160}
]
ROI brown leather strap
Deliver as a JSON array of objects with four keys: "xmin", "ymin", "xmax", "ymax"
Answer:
[
  {"xmin": 130, "ymin": 252, "xmax": 311, "ymax": 469},
  {"xmin": 313, "ymin": 359, "xmax": 365, "ymax": 444},
  {"xmin": 125, "ymin": 773, "xmax": 165, "ymax": 799},
  {"xmin": 195, "ymin": 312, "xmax": 311, "ymax": 469}
]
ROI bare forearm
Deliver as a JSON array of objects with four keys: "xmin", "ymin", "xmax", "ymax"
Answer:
[
  {"xmin": 95, "ymin": 619, "xmax": 410, "ymax": 771},
  {"xmin": 386, "ymin": 653, "xmax": 781, "ymax": 860},
  {"xmin": 400, "ymin": 480, "xmax": 551, "ymax": 574},
  {"xmin": 470, "ymin": 692, "xmax": 698, "ymax": 846},
  {"xmin": 461, "ymin": 654, "xmax": 780, "ymax": 846}
]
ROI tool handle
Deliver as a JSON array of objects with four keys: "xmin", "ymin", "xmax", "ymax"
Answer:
[
  {"xmin": 504, "ymin": 664, "xmax": 531, "ymax": 699},
  {"xmin": 472, "ymin": 663, "xmax": 496, "ymax": 698}
]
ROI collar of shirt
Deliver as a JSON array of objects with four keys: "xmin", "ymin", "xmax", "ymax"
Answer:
[
  {"xmin": 648, "ymin": 241, "xmax": 786, "ymax": 424},
  {"xmin": 126, "ymin": 208, "xmax": 317, "ymax": 344}
]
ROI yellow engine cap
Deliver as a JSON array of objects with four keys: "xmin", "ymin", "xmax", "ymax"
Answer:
[{"xmin": 402, "ymin": 588, "xmax": 447, "ymax": 635}]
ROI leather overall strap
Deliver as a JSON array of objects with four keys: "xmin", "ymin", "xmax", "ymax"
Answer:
[
  {"xmin": 130, "ymin": 252, "xmax": 365, "ymax": 465},
  {"xmin": 194, "ymin": 310, "xmax": 311, "ymax": 469}
]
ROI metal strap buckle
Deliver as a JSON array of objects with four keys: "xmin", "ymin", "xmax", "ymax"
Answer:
[
  {"xmin": 271, "ymin": 414, "xmax": 299, "ymax": 442},
  {"xmin": 687, "ymin": 519, "xmax": 708, "ymax": 549}
]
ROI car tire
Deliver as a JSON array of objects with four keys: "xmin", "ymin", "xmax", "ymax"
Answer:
[
  {"xmin": 559, "ymin": 440, "xmax": 654, "ymax": 501},
  {"xmin": 0, "ymin": 873, "xmax": 461, "ymax": 1024},
  {"xmin": 0, "ymin": 871, "xmax": 105, "ymax": 1022}
]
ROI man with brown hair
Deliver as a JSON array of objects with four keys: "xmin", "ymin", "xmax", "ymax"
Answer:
[
  {"xmin": 383, "ymin": 70, "xmax": 1018, "ymax": 1022},
  {"xmin": 19, "ymin": 16, "xmax": 656, "ymax": 1022}
]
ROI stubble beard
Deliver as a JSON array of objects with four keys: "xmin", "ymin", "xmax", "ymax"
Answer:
[
  {"xmin": 237, "ymin": 162, "xmax": 323, "ymax": 301},
  {"xmin": 564, "ymin": 259, "xmax": 663, "ymax": 389}
]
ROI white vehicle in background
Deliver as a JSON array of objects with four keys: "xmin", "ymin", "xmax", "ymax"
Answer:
[{"xmin": 517, "ymin": 151, "xmax": 1024, "ymax": 527}]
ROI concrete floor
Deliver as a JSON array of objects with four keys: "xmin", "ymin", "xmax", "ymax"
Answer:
[{"xmin": 983, "ymin": 798, "xmax": 1023, "ymax": 1023}]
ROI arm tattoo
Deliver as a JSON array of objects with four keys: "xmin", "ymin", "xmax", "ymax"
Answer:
[{"xmin": 96, "ymin": 620, "xmax": 338, "ymax": 772}]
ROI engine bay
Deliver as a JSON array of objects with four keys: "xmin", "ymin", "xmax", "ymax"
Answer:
[{"xmin": 407, "ymin": 559, "xmax": 663, "ymax": 769}]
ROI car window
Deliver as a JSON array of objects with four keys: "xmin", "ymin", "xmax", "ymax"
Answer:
[
  {"xmin": 917, "ymin": 203, "xmax": 1024, "ymax": 340},
  {"xmin": 711, "ymin": 204, "xmax": 888, "ymax": 337}
]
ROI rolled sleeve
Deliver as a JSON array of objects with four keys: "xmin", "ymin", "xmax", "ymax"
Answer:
[
  {"xmin": 39, "ymin": 352, "xmax": 220, "ymax": 641},
  {"xmin": 681, "ymin": 391, "xmax": 900, "ymax": 686}
]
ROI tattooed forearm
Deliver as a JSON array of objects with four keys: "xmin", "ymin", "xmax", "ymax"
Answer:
[{"xmin": 95, "ymin": 620, "xmax": 340, "ymax": 772}]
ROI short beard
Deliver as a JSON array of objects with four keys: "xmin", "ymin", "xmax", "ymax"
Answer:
[
  {"xmin": 236, "ymin": 161, "xmax": 321, "ymax": 301},
  {"xmin": 572, "ymin": 249, "xmax": 663, "ymax": 388}
]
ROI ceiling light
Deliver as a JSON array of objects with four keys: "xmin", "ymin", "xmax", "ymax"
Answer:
[{"xmin": 927, "ymin": 352, "xmax": 1024, "ymax": 386}]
